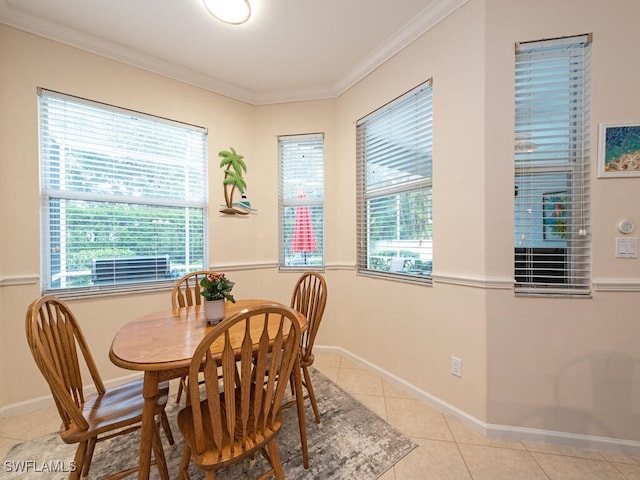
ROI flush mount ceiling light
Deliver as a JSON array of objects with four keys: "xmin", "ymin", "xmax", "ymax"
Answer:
[{"xmin": 203, "ymin": 0, "xmax": 251, "ymax": 25}]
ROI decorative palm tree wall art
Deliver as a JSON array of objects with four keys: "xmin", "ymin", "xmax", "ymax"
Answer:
[{"xmin": 219, "ymin": 147, "xmax": 254, "ymax": 215}]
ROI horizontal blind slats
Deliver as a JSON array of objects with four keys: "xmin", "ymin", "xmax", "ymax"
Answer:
[
  {"xmin": 514, "ymin": 36, "xmax": 591, "ymax": 295},
  {"xmin": 39, "ymin": 90, "xmax": 208, "ymax": 292},
  {"xmin": 356, "ymin": 81, "xmax": 433, "ymax": 280},
  {"xmin": 278, "ymin": 134, "xmax": 325, "ymax": 268}
]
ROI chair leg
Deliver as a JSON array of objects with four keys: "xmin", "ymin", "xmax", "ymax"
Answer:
[
  {"xmin": 265, "ymin": 439, "xmax": 285, "ymax": 480},
  {"xmin": 80, "ymin": 437, "xmax": 97, "ymax": 478},
  {"xmin": 71, "ymin": 441, "xmax": 88, "ymax": 480},
  {"xmin": 176, "ymin": 376, "xmax": 186, "ymax": 403},
  {"xmin": 302, "ymin": 365, "xmax": 321, "ymax": 425},
  {"xmin": 159, "ymin": 409, "xmax": 175, "ymax": 445},
  {"xmin": 178, "ymin": 444, "xmax": 192, "ymax": 480},
  {"xmin": 292, "ymin": 360, "xmax": 309, "ymax": 469}
]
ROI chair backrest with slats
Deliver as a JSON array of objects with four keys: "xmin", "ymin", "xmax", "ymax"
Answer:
[
  {"xmin": 186, "ymin": 305, "xmax": 301, "ymax": 459},
  {"xmin": 171, "ymin": 271, "xmax": 218, "ymax": 308},
  {"xmin": 290, "ymin": 272, "xmax": 327, "ymax": 364},
  {"xmin": 25, "ymin": 295, "xmax": 105, "ymax": 432}
]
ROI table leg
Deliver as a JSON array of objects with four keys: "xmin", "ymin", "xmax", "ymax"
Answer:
[
  {"xmin": 139, "ymin": 371, "xmax": 166, "ymax": 480},
  {"xmin": 292, "ymin": 357, "xmax": 309, "ymax": 469},
  {"xmin": 151, "ymin": 420, "xmax": 169, "ymax": 480}
]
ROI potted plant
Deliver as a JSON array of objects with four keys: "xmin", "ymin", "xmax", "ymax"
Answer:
[
  {"xmin": 219, "ymin": 147, "xmax": 249, "ymax": 215},
  {"xmin": 200, "ymin": 272, "xmax": 235, "ymax": 324}
]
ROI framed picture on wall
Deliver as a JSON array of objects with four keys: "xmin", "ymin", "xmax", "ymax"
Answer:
[
  {"xmin": 598, "ymin": 122, "xmax": 640, "ymax": 177},
  {"xmin": 543, "ymin": 191, "xmax": 568, "ymax": 240}
]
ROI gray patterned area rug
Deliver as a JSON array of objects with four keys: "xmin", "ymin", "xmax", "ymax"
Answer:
[{"xmin": 1, "ymin": 369, "xmax": 417, "ymax": 479}]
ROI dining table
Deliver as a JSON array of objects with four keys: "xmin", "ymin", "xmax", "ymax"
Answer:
[{"xmin": 109, "ymin": 298, "xmax": 309, "ymax": 480}]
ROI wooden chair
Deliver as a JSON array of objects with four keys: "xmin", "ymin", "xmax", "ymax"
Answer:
[
  {"xmin": 177, "ymin": 304, "xmax": 301, "ymax": 480},
  {"xmin": 171, "ymin": 270, "xmax": 218, "ymax": 309},
  {"xmin": 286, "ymin": 272, "xmax": 327, "ymax": 426},
  {"xmin": 25, "ymin": 295, "xmax": 174, "ymax": 480},
  {"xmin": 171, "ymin": 270, "xmax": 218, "ymax": 403}
]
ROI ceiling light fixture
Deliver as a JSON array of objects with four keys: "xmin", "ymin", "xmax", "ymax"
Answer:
[{"xmin": 203, "ymin": 0, "xmax": 251, "ymax": 25}]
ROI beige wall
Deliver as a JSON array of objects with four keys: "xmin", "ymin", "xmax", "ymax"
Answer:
[
  {"xmin": 483, "ymin": 0, "xmax": 640, "ymax": 445},
  {"xmin": 2, "ymin": 0, "xmax": 640, "ymax": 450},
  {"xmin": 0, "ymin": 24, "xmax": 260, "ymax": 404},
  {"xmin": 333, "ymin": 0, "xmax": 489, "ymax": 421}
]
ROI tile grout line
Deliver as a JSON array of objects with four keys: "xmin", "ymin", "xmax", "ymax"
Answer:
[
  {"xmin": 524, "ymin": 447, "xmax": 554, "ymax": 480},
  {"xmin": 610, "ymin": 460, "xmax": 632, "ymax": 480},
  {"xmin": 443, "ymin": 412, "xmax": 475, "ymax": 480}
]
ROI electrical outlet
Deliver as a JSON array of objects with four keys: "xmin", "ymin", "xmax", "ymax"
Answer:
[{"xmin": 451, "ymin": 356, "xmax": 462, "ymax": 377}]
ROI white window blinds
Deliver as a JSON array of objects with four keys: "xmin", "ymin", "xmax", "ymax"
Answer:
[
  {"xmin": 356, "ymin": 80, "xmax": 433, "ymax": 281},
  {"xmin": 514, "ymin": 34, "xmax": 592, "ymax": 296},
  {"xmin": 278, "ymin": 134, "xmax": 325, "ymax": 268},
  {"xmin": 38, "ymin": 89, "xmax": 208, "ymax": 295}
]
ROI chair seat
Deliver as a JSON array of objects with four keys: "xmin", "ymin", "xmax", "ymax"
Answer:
[
  {"xmin": 177, "ymin": 389, "xmax": 283, "ymax": 470},
  {"xmin": 61, "ymin": 379, "xmax": 170, "ymax": 443}
]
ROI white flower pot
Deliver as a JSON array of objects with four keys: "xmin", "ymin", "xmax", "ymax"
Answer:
[{"xmin": 204, "ymin": 299, "xmax": 225, "ymax": 325}]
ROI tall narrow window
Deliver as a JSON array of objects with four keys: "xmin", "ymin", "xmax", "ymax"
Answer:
[
  {"xmin": 514, "ymin": 34, "xmax": 592, "ymax": 296},
  {"xmin": 39, "ymin": 89, "xmax": 208, "ymax": 295},
  {"xmin": 278, "ymin": 134, "xmax": 325, "ymax": 268},
  {"xmin": 356, "ymin": 80, "xmax": 433, "ymax": 281}
]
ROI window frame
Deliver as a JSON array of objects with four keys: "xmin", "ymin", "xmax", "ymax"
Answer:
[
  {"xmin": 356, "ymin": 80, "xmax": 434, "ymax": 284},
  {"xmin": 513, "ymin": 34, "xmax": 592, "ymax": 297},
  {"xmin": 38, "ymin": 88, "xmax": 209, "ymax": 298},
  {"xmin": 277, "ymin": 133, "xmax": 325, "ymax": 270}
]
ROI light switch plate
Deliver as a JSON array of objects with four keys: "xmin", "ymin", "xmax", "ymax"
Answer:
[{"xmin": 615, "ymin": 237, "xmax": 638, "ymax": 258}]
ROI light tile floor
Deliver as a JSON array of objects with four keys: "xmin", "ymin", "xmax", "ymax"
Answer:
[
  {"xmin": 2, "ymin": 350, "xmax": 640, "ymax": 479},
  {"xmin": 312, "ymin": 350, "xmax": 640, "ymax": 480}
]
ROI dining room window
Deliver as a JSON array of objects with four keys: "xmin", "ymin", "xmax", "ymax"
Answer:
[
  {"xmin": 356, "ymin": 80, "xmax": 433, "ymax": 282},
  {"xmin": 278, "ymin": 133, "xmax": 325, "ymax": 269},
  {"xmin": 38, "ymin": 88, "xmax": 208, "ymax": 296},
  {"xmin": 514, "ymin": 34, "xmax": 592, "ymax": 296}
]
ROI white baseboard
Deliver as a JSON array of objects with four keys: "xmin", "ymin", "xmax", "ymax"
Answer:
[
  {"xmin": 315, "ymin": 345, "xmax": 640, "ymax": 457},
  {"xmin": 486, "ymin": 423, "xmax": 640, "ymax": 457},
  {"xmin": 6, "ymin": 345, "xmax": 640, "ymax": 457}
]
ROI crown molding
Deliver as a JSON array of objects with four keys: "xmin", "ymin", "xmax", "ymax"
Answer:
[
  {"xmin": 254, "ymin": 0, "xmax": 470, "ymax": 104},
  {"xmin": 0, "ymin": 0, "xmax": 257, "ymax": 103},
  {"xmin": 333, "ymin": 0, "xmax": 469, "ymax": 97},
  {"xmin": 0, "ymin": 0, "xmax": 468, "ymax": 105}
]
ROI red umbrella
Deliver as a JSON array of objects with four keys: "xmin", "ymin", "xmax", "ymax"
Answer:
[{"xmin": 291, "ymin": 188, "xmax": 317, "ymax": 263}]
